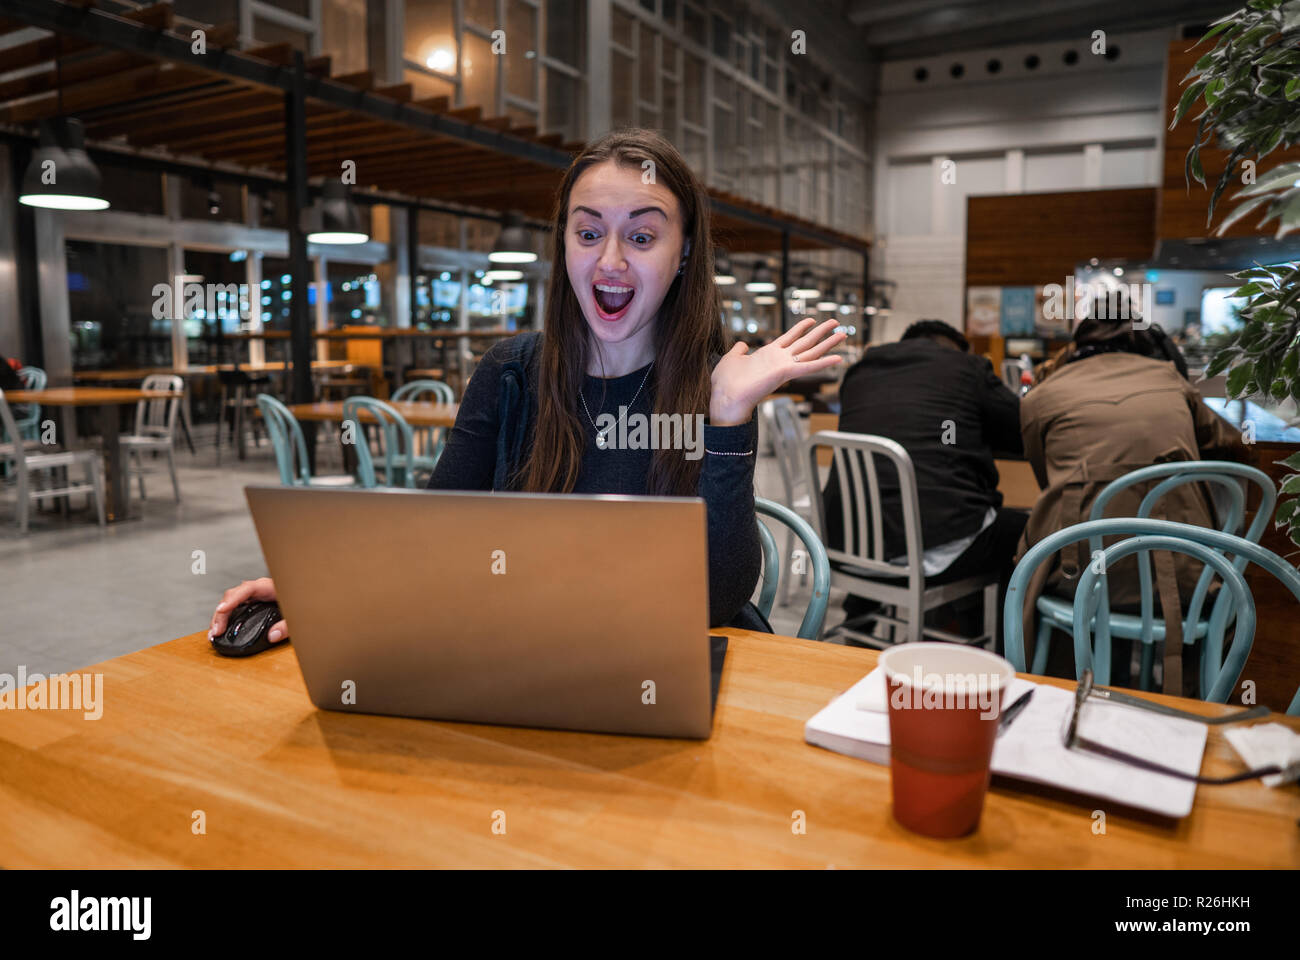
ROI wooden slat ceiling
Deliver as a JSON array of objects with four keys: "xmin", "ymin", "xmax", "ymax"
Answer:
[{"xmin": 0, "ymin": 1, "xmax": 869, "ymax": 255}]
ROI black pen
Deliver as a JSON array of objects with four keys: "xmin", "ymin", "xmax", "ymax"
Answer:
[{"xmin": 997, "ymin": 689, "xmax": 1034, "ymax": 736}]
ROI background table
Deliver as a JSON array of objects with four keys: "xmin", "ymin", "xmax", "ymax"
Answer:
[
  {"xmin": 0, "ymin": 628, "xmax": 1293, "ymax": 867},
  {"xmin": 6, "ymin": 387, "xmax": 181, "ymax": 522}
]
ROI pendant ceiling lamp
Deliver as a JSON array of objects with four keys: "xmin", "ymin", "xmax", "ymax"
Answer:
[
  {"xmin": 19, "ymin": 117, "xmax": 109, "ymax": 211},
  {"xmin": 490, "ymin": 211, "xmax": 537, "ymax": 263},
  {"xmin": 306, "ymin": 179, "xmax": 369, "ymax": 244}
]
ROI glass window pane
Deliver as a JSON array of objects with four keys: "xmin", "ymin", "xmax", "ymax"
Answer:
[
  {"xmin": 545, "ymin": 0, "xmax": 582, "ymax": 67},
  {"xmin": 662, "ymin": 77, "xmax": 678, "ymax": 142},
  {"xmin": 506, "ymin": 0, "xmax": 537, "ymax": 100},
  {"xmin": 544, "ymin": 68, "xmax": 581, "ymax": 142},
  {"xmin": 404, "ymin": 67, "xmax": 457, "ymax": 102},
  {"xmin": 682, "ymin": 128, "xmax": 706, "ymax": 178},
  {"xmin": 252, "ymin": 16, "xmax": 311, "ymax": 54},
  {"xmin": 507, "ymin": 104, "xmax": 537, "ymax": 128},
  {"xmin": 639, "ymin": 24, "xmax": 657, "ymax": 105},
  {"xmin": 464, "ymin": 0, "xmax": 498, "ymax": 30},
  {"xmin": 662, "ymin": 36, "xmax": 677, "ymax": 73},
  {"xmin": 639, "ymin": 106, "xmax": 660, "ymax": 134},
  {"xmin": 173, "ymin": 0, "xmax": 238, "ymax": 24},
  {"xmin": 683, "ymin": 54, "xmax": 704, "ymax": 124},
  {"xmin": 683, "ymin": 3, "xmax": 706, "ymax": 44},
  {"xmin": 711, "ymin": 13, "xmax": 729, "ymax": 58},
  {"xmin": 713, "ymin": 68, "xmax": 733, "ymax": 105},
  {"xmin": 404, "ymin": 0, "xmax": 457, "ymax": 68},
  {"xmin": 612, "ymin": 50, "xmax": 635, "ymax": 129},
  {"xmin": 462, "ymin": 31, "xmax": 497, "ymax": 110},
  {"xmin": 639, "ymin": 0, "xmax": 655, "ymax": 12},
  {"xmin": 67, "ymin": 241, "xmax": 172, "ymax": 370},
  {"xmin": 179, "ymin": 249, "xmax": 253, "ymax": 367},
  {"xmin": 612, "ymin": 6, "xmax": 634, "ymax": 48},
  {"xmin": 259, "ymin": 0, "xmax": 309, "ymax": 16},
  {"xmin": 321, "ymin": 0, "xmax": 368, "ymax": 74},
  {"xmin": 327, "ymin": 262, "xmax": 391, "ymax": 330}
]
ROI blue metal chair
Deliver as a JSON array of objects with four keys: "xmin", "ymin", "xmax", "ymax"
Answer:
[
  {"xmin": 755, "ymin": 497, "xmax": 830, "ymax": 641},
  {"xmin": 390, "ymin": 379, "xmax": 454, "ymax": 471},
  {"xmin": 1005, "ymin": 518, "xmax": 1300, "ymax": 705},
  {"xmin": 342, "ymin": 396, "xmax": 420, "ymax": 489},
  {"xmin": 256, "ymin": 395, "xmax": 354, "ymax": 488},
  {"xmin": 1031, "ymin": 462, "xmax": 1275, "ymax": 693}
]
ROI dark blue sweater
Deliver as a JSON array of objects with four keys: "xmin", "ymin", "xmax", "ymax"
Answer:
[{"xmin": 425, "ymin": 333, "xmax": 768, "ymax": 630}]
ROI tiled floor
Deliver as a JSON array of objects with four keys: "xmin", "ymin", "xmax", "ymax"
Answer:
[{"xmin": 0, "ymin": 425, "xmax": 851, "ymax": 677}]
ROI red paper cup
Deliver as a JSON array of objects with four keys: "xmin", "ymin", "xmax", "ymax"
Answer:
[{"xmin": 879, "ymin": 643, "xmax": 1015, "ymax": 838}]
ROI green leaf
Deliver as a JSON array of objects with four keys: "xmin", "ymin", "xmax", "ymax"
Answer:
[
  {"xmin": 1275, "ymin": 496, "xmax": 1300, "ymax": 525},
  {"xmin": 1287, "ymin": 76, "xmax": 1300, "ymax": 100},
  {"xmin": 1205, "ymin": 346, "xmax": 1240, "ymax": 377},
  {"xmin": 1233, "ymin": 281, "xmax": 1269, "ymax": 297},
  {"xmin": 1281, "ymin": 474, "xmax": 1300, "ymax": 495},
  {"xmin": 1226, "ymin": 360, "xmax": 1257, "ymax": 398},
  {"xmin": 1236, "ymin": 161, "xmax": 1300, "ymax": 196},
  {"xmin": 1172, "ymin": 79, "xmax": 1209, "ymax": 129},
  {"xmin": 1190, "ymin": 148, "xmax": 1206, "ymax": 187},
  {"xmin": 1217, "ymin": 193, "xmax": 1276, "ymax": 234},
  {"xmin": 1277, "ymin": 451, "xmax": 1300, "ymax": 470}
]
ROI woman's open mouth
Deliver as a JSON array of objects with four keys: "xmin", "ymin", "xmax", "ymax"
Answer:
[{"xmin": 593, "ymin": 283, "xmax": 635, "ymax": 321}]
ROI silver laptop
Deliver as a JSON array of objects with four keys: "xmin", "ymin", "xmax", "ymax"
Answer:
[{"xmin": 245, "ymin": 485, "xmax": 727, "ymax": 738}]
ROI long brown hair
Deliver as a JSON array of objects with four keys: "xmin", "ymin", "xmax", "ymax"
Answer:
[{"xmin": 518, "ymin": 127, "xmax": 729, "ymax": 495}]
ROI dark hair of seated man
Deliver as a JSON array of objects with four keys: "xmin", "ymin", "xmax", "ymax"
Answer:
[{"xmin": 900, "ymin": 319, "xmax": 970, "ymax": 352}]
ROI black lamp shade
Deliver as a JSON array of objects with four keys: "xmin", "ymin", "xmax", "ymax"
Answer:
[
  {"xmin": 490, "ymin": 211, "xmax": 537, "ymax": 263},
  {"xmin": 19, "ymin": 118, "xmax": 109, "ymax": 210},
  {"xmin": 306, "ymin": 179, "xmax": 368, "ymax": 244}
]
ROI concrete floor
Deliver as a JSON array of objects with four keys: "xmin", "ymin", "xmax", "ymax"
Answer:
[{"xmin": 0, "ymin": 424, "xmax": 851, "ymax": 677}]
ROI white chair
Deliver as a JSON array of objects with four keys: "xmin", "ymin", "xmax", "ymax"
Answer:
[
  {"xmin": 0, "ymin": 389, "xmax": 105, "ymax": 534},
  {"xmin": 807, "ymin": 430, "xmax": 997, "ymax": 648},
  {"xmin": 759, "ymin": 396, "xmax": 814, "ymax": 607},
  {"xmin": 121, "ymin": 374, "xmax": 182, "ymax": 502}
]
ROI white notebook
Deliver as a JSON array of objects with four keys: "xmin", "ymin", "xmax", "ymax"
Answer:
[{"xmin": 804, "ymin": 667, "xmax": 1208, "ymax": 817}]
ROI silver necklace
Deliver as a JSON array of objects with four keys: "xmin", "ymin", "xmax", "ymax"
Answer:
[{"xmin": 580, "ymin": 361, "xmax": 654, "ymax": 449}]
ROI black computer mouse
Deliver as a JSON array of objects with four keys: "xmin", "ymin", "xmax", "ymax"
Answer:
[{"xmin": 211, "ymin": 600, "xmax": 285, "ymax": 657}]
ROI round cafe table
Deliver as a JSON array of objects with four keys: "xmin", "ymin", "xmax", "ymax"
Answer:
[{"xmin": 5, "ymin": 386, "xmax": 182, "ymax": 522}]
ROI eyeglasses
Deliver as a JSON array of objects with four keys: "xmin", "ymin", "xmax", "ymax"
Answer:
[{"xmin": 1061, "ymin": 670, "xmax": 1294, "ymax": 785}]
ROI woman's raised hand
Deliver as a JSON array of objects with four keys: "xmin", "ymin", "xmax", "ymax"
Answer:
[{"xmin": 709, "ymin": 318, "xmax": 847, "ymax": 426}]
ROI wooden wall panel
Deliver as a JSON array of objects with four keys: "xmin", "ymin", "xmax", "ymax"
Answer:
[
  {"xmin": 965, "ymin": 188, "xmax": 1157, "ymax": 287},
  {"xmin": 1158, "ymin": 38, "xmax": 1300, "ymax": 240}
]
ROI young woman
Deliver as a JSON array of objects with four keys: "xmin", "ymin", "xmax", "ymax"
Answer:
[{"xmin": 209, "ymin": 128, "xmax": 846, "ymax": 644}]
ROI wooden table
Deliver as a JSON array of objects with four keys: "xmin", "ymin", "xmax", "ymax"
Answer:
[
  {"xmin": 0, "ymin": 628, "xmax": 1293, "ymax": 867},
  {"xmin": 6, "ymin": 388, "xmax": 181, "ymax": 522},
  {"xmin": 287, "ymin": 400, "xmax": 458, "ymax": 428}
]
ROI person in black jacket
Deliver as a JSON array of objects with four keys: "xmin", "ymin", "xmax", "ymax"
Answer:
[
  {"xmin": 822, "ymin": 320, "xmax": 1025, "ymax": 641},
  {"xmin": 210, "ymin": 128, "xmax": 846, "ymax": 643}
]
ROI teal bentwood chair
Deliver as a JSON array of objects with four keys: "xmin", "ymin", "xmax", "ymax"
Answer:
[
  {"xmin": 1032, "ymin": 462, "xmax": 1275, "ymax": 694},
  {"xmin": 390, "ymin": 378, "xmax": 454, "ymax": 472},
  {"xmin": 256, "ymin": 395, "xmax": 354, "ymax": 488},
  {"xmin": 1004, "ymin": 518, "xmax": 1300, "ymax": 706},
  {"xmin": 754, "ymin": 497, "xmax": 830, "ymax": 641},
  {"xmin": 342, "ymin": 396, "xmax": 420, "ymax": 489},
  {"xmin": 15, "ymin": 366, "xmax": 45, "ymax": 441}
]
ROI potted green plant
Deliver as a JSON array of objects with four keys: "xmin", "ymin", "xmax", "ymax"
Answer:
[{"xmin": 1174, "ymin": 0, "xmax": 1300, "ymax": 550}]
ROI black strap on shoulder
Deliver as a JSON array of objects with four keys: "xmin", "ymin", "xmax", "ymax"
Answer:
[{"xmin": 493, "ymin": 331, "xmax": 543, "ymax": 491}]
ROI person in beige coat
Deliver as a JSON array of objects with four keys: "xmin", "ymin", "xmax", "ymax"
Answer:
[{"xmin": 1015, "ymin": 304, "xmax": 1243, "ymax": 694}]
